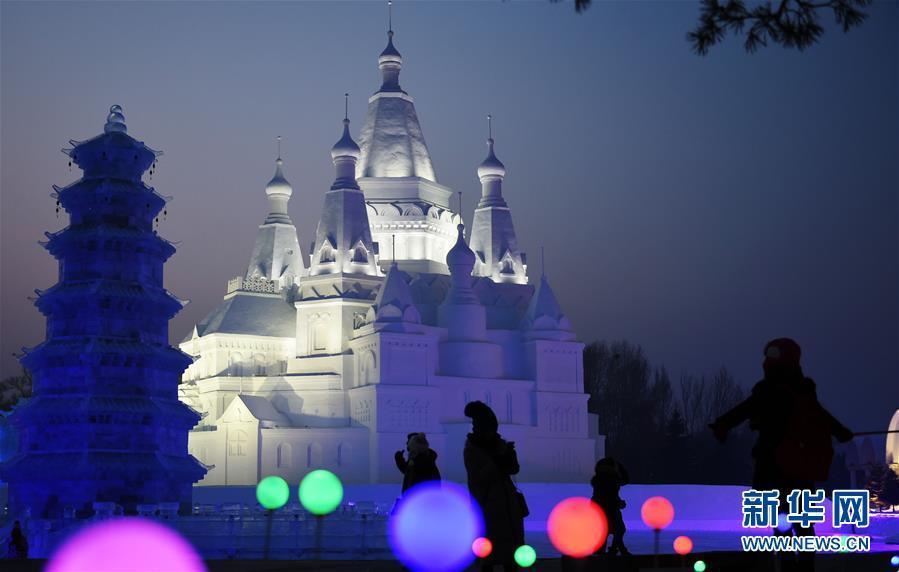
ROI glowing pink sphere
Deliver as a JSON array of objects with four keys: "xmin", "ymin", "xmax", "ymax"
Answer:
[
  {"xmin": 472, "ymin": 537, "xmax": 493, "ymax": 558},
  {"xmin": 547, "ymin": 497, "xmax": 608, "ymax": 557},
  {"xmin": 641, "ymin": 496, "xmax": 675, "ymax": 530},
  {"xmin": 46, "ymin": 518, "xmax": 205, "ymax": 572},
  {"xmin": 673, "ymin": 535, "xmax": 693, "ymax": 555}
]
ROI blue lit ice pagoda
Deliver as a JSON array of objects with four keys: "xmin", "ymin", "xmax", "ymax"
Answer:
[{"xmin": 0, "ymin": 106, "xmax": 206, "ymax": 517}]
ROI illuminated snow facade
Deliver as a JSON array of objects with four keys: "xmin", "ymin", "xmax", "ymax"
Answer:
[
  {"xmin": 1, "ymin": 108, "xmax": 206, "ymax": 517},
  {"xmin": 180, "ymin": 30, "xmax": 600, "ymax": 486}
]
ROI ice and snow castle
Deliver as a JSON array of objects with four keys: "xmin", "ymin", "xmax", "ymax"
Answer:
[{"xmin": 180, "ymin": 23, "xmax": 603, "ymax": 485}]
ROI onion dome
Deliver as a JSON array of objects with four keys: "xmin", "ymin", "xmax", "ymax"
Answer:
[
  {"xmin": 477, "ymin": 137, "xmax": 506, "ymax": 180},
  {"xmin": 331, "ymin": 118, "xmax": 361, "ymax": 161},
  {"xmin": 104, "ymin": 104, "xmax": 127, "ymax": 133},
  {"xmin": 446, "ymin": 223, "xmax": 476, "ymax": 271},
  {"xmin": 379, "ymin": 30, "xmax": 403, "ymax": 67},
  {"xmin": 265, "ymin": 157, "xmax": 292, "ymax": 199}
]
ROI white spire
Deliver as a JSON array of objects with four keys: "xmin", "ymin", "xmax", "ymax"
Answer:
[
  {"xmin": 521, "ymin": 272, "xmax": 575, "ymax": 341},
  {"xmin": 245, "ymin": 137, "xmax": 305, "ymax": 286},
  {"xmin": 264, "ymin": 136, "xmax": 293, "ymax": 224},
  {"xmin": 477, "ymin": 114, "xmax": 508, "ymax": 207},
  {"xmin": 309, "ymin": 113, "xmax": 380, "ymax": 277},
  {"xmin": 356, "ymin": 1, "xmax": 437, "ymax": 181},
  {"xmin": 366, "ymin": 262, "xmax": 421, "ymax": 331},
  {"xmin": 444, "ymin": 223, "xmax": 477, "ymax": 305},
  {"xmin": 379, "ymin": 1, "xmax": 403, "ymax": 93},
  {"xmin": 469, "ymin": 115, "xmax": 527, "ymax": 284}
]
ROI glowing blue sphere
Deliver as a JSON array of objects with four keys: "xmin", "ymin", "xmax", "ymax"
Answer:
[
  {"xmin": 891, "ymin": 554, "xmax": 899, "ymax": 567},
  {"xmin": 389, "ymin": 481, "xmax": 484, "ymax": 572}
]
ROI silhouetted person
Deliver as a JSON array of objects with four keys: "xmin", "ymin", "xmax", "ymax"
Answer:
[
  {"xmin": 709, "ymin": 338, "xmax": 853, "ymax": 572},
  {"xmin": 464, "ymin": 401, "xmax": 526, "ymax": 571},
  {"xmin": 591, "ymin": 457, "xmax": 630, "ymax": 556},
  {"xmin": 7, "ymin": 520, "xmax": 27, "ymax": 559},
  {"xmin": 394, "ymin": 432, "xmax": 441, "ymax": 494}
]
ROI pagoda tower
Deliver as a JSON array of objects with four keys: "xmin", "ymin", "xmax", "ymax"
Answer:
[{"xmin": 0, "ymin": 106, "xmax": 206, "ymax": 517}]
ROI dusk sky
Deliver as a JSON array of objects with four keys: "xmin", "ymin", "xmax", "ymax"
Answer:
[{"xmin": 1, "ymin": 1, "xmax": 896, "ymax": 433}]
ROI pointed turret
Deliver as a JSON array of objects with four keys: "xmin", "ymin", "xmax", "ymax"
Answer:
[
  {"xmin": 356, "ymin": 5, "xmax": 436, "ymax": 181},
  {"xmin": 309, "ymin": 110, "xmax": 380, "ymax": 277},
  {"xmin": 444, "ymin": 224, "xmax": 478, "ymax": 305},
  {"xmin": 245, "ymin": 138, "xmax": 305, "ymax": 287},
  {"xmin": 521, "ymin": 274, "xmax": 575, "ymax": 341},
  {"xmin": 470, "ymin": 116, "xmax": 527, "ymax": 284},
  {"xmin": 366, "ymin": 261, "xmax": 421, "ymax": 331}
]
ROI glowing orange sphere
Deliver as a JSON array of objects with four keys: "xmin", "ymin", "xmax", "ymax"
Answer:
[
  {"xmin": 641, "ymin": 496, "xmax": 675, "ymax": 530},
  {"xmin": 547, "ymin": 497, "xmax": 608, "ymax": 557},
  {"xmin": 472, "ymin": 537, "xmax": 493, "ymax": 558},
  {"xmin": 673, "ymin": 535, "xmax": 693, "ymax": 555}
]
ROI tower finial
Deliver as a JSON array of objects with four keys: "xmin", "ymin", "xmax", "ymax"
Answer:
[
  {"xmin": 388, "ymin": 0, "xmax": 393, "ymax": 33},
  {"xmin": 344, "ymin": 93, "xmax": 349, "ymax": 121},
  {"xmin": 487, "ymin": 114, "xmax": 493, "ymax": 141},
  {"xmin": 458, "ymin": 191, "xmax": 463, "ymax": 217},
  {"xmin": 276, "ymin": 135, "xmax": 282, "ymax": 161}
]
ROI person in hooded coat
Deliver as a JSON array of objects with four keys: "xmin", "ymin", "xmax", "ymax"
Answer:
[
  {"xmin": 463, "ymin": 401, "xmax": 526, "ymax": 571},
  {"xmin": 394, "ymin": 432, "xmax": 441, "ymax": 494},
  {"xmin": 591, "ymin": 457, "xmax": 630, "ymax": 556},
  {"xmin": 709, "ymin": 338, "xmax": 853, "ymax": 572},
  {"xmin": 6, "ymin": 520, "xmax": 28, "ymax": 559}
]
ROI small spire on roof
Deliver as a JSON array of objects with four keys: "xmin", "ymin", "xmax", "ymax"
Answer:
[
  {"xmin": 344, "ymin": 92, "xmax": 349, "ymax": 121},
  {"xmin": 478, "ymin": 114, "xmax": 506, "ymax": 181},
  {"xmin": 388, "ymin": 0, "xmax": 393, "ymax": 33},
  {"xmin": 104, "ymin": 104, "xmax": 127, "ymax": 134},
  {"xmin": 276, "ymin": 135, "xmax": 282, "ymax": 161}
]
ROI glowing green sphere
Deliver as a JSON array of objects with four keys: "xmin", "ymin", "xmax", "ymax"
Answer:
[
  {"xmin": 514, "ymin": 544, "xmax": 537, "ymax": 568},
  {"xmin": 255, "ymin": 475, "xmax": 289, "ymax": 510},
  {"xmin": 693, "ymin": 560, "xmax": 707, "ymax": 572},
  {"xmin": 298, "ymin": 469, "xmax": 343, "ymax": 515}
]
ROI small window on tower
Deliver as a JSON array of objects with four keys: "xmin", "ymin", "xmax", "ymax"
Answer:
[{"xmin": 352, "ymin": 245, "xmax": 368, "ymax": 264}]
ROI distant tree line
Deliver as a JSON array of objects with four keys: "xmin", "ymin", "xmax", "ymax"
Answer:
[
  {"xmin": 0, "ymin": 369, "xmax": 31, "ymax": 412},
  {"xmin": 584, "ymin": 340, "xmax": 754, "ymax": 484}
]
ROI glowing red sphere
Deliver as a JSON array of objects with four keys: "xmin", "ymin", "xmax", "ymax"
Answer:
[
  {"xmin": 673, "ymin": 535, "xmax": 693, "ymax": 555},
  {"xmin": 472, "ymin": 537, "xmax": 493, "ymax": 558},
  {"xmin": 641, "ymin": 496, "xmax": 675, "ymax": 530},
  {"xmin": 547, "ymin": 497, "xmax": 608, "ymax": 557}
]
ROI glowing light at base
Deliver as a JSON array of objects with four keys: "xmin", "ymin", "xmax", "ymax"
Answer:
[
  {"xmin": 388, "ymin": 481, "xmax": 484, "ymax": 572},
  {"xmin": 547, "ymin": 497, "xmax": 608, "ymax": 557},
  {"xmin": 693, "ymin": 559, "xmax": 707, "ymax": 572},
  {"xmin": 514, "ymin": 544, "xmax": 537, "ymax": 568},
  {"xmin": 891, "ymin": 554, "xmax": 899, "ymax": 566},
  {"xmin": 673, "ymin": 535, "xmax": 693, "ymax": 555},
  {"xmin": 46, "ymin": 518, "xmax": 205, "ymax": 572},
  {"xmin": 256, "ymin": 475, "xmax": 290, "ymax": 510},
  {"xmin": 298, "ymin": 469, "xmax": 343, "ymax": 515},
  {"xmin": 640, "ymin": 496, "xmax": 675, "ymax": 530},
  {"xmin": 472, "ymin": 537, "xmax": 493, "ymax": 558}
]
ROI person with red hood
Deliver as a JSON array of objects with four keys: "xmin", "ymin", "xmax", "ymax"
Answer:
[{"xmin": 709, "ymin": 338, "xmax": 853, "ymax": 571}]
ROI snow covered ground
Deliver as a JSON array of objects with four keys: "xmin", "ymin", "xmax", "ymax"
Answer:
[
  {"xmin": 3, "ymin": 483, "xmax": 896, "ymax": 560},
  {"xmin": 190, "ymin": 483, "xmax": 899, "ymax": 557}
]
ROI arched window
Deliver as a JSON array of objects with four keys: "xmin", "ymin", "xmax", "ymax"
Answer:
[
  {"xmin": 228, "ymin": 429, "xmax": 247, "ymax": 456},
  {"xmin": 277, "ymin": 443, "xmax": 292, "ymax": 468},
  {"xmin": 352, "ymin": 245, "xmax": 368, "ymax": 264},
  {"xmin": 307, "ymin": 443, "xmax": 323, "ymax": 468},
  {"xmin": 500, "ymin": 257, "xmax": 514, "ymax": 275},
  {"xmin": 337, "ymin": 443, "xmax": 351, "ymax": 467},
  {"xmin": 229, "ymin": 353, "xmax": 244, "ymax": 377},
  {"xmin": 319, "ymin": 243, "xmax": 335, "ymax": 264},
  {"xmin": 312, "ymin": 321, "xmax": 328, "ymax": 353},
  {"xmin": 253, "ymin": 354, "xmax": 266, "ymax": 376}
]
